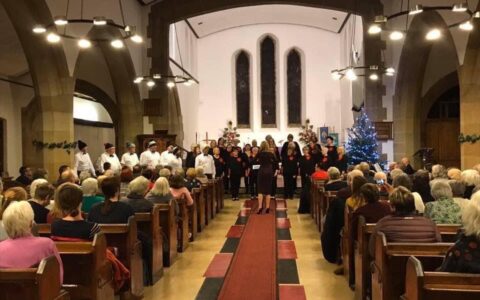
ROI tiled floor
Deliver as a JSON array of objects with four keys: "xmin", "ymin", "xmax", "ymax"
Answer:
[{"xmin": 144, "ymin": 198, "xmax": 354, "ymax": 300}]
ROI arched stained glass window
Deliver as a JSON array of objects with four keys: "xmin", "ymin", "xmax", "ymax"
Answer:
[
  {"xmin": 260, "ymin": 36, "xmax": 276, "ymax": 127},
  {"xmin": 287, "ymin": 49, "xmax": 302, "ymax": 125},
  {"xmin": 235, "ymin": 51, "xmax": 251, "ymax": 127}
]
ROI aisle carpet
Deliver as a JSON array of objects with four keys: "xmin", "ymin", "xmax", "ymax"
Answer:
[{"xmin": 196, "ymin": 199, "xmax": 306, "ymax": 300}]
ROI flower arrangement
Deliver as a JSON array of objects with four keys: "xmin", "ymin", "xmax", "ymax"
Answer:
[
  {"xmin": 458, "ymin": 133, "xmax": 480, "ymax": 144},
  {"xmin": 223, "ymin": 121, "xmax": 240, "ymax": 145},
  {"xmin": 32, "ymin": 140, "xmax": 78, "ymax": 154},
  {"xmin": 298, "ymin": 119, "xmax": 318, "ymax": 145}
]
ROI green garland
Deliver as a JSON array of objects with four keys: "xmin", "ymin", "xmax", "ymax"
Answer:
[
  {"xmin": 32, "ymin": 140, "xmax": 77, "ymax": 154},
  {"xmin": 458, "ymin": 133, "xmax": 480, "ymax": 144}
]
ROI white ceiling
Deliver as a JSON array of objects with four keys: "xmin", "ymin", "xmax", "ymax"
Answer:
[
  {"xmin": 187, "ymin": 5, "xmax": 350, "ymax": 38},
  {"xmin": 0, "ymin": 4, "xmax": 28, "ymax": 77}
]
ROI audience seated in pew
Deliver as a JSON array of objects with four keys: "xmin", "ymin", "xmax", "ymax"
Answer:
[
  {"xmin": 0, "ymin": 186, "xmax": 28, "ymax": 241},
  {"xmin": 321, "ymin": 169, "xmax": 363, "ymax": 266},
  {"xmin": 121, "ymin": 176, "xmax": 154, "ymax": 213},
  {"xmin": 51, "ymin": 183, "xmax": 100, "ymax": 240},
  {"xmin": 439, "ymin": 192, "xmax": 480, "ymax": 273},
  {"xmin": 170, "ymin": 175, "xmax": 194, "ymax": 206},
  {"xmin": 311, "ymin": 164, "xmax": 329, "ymax": 181},
  {"xmin": 392, "ymin": 173, "xmax": 425, "ymax": 214},
  {"xmin": 88, "ymin": 177, "xmax": 135, "ymax": 224},
  {"xmin": 412, "ymin": 169, "xmax": 434, "ymax": 203},
  {"xmin": 449, "ymin": 179, "xmax": 469, "ymax": 210},
  {"xmin": 185, "ymin": 168, "xmax": 201, "ymax": 191},
  {"xmin": 147, "ymin": 177, "xmax": 174, "ymax": 204},
  {"xmin": 346, "ymin": 176, "xmax": 368, "ymax": 211},
  {"xmin": 28, "ymin": 178, "xmax": 48, "ymax": 199},
  {"xmin": 195, "ymin": 167, "xmax": 209, "ymax": 185},
  {"xmin": 325, "ymin": 167, "xmax": 348, "ymax": 191},
  {"xmin": 461, "ymin": 169, "xmax": 480, "ymax": 199},
  {"xmin": 81, "ymin": 178, "xmax": 104, "ymax": 213},
  {"xmin": 447, "ymin": 167, "xmax": 462, "ymax": 181},
  {"xmin": 28, "ymin": 183, "xmax": 54, "ymax": 224},
  {"xmin": 425, "ymin": 180, "xmax": 461, "ymax": 224},
  {"xmin": 369, "ymin": 187, "xmax": 441, "ymax": 258},
  {"xmin": 0, "ymin": 201, "xmax": 63, "ymax": 283}
]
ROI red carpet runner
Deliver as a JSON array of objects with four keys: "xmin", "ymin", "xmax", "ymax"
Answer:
[{"xmin": 218, "ymin": 203, "xmax": 277, "ymax": 300}]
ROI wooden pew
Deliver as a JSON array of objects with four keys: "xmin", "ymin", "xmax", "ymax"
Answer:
[
  {"xmin": 135, "ymin": 206, "xmax": 164, "ymax": 284},
  {"xmin": 158, "ymin": 201, "xmax": 178, "ymax": 266},
  {"xmin": 354, "ymin": 222, "xmax": 462, "ymax": 300},
  {"xmin": 342, "ymin": 205, "xmax": 353, "ymax": 283},
  {"xmin": 208, "ymin": 180, "xmax": 217, "ymax": 218},
  {"xmin": 56, "ymin": 233, "xmax": 114, "ymax": 300},
  {"xmin": 202, "ymin": 184, "xmax": 212, "ymax": 224},
  {"xmin": 0, "ymin": 256, "xmax": 69, "ymax": 300},
  {"xmin": 218, "ymin": 177, "xmax": 225, "ymax": 209},
  {"xmin": 98, "ymin": 217, "xmax": 144, "ymax": 299},
  {"xmin": 193, "ymin": 187, "xmax": 206, "ymax": 232},
  {"xmin": 177, "ymin": 199, "xmax": 190, "ymax": 252},
  {"xmin": 187, "ymin": 195, "xmax": 198, "ymax": 241},
  {"xmin": 402, "ymin": 256, "xmax": 480, "ymax": 300},
  {"xmin": 371, "ymin": 232, "xmax": 453, "ymax": 300}
]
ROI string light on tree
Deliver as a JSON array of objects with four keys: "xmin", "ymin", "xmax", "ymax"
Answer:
[{"xmin": 345, "ymin": 110, "xmax": 380, "ymax": 165}]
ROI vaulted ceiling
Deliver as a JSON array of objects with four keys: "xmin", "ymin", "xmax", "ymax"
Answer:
[{"xmin": 0, "ymin": 4, "xmax": 28, "ymax": 77}]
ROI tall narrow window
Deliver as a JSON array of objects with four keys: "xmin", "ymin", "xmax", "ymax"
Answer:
[
  {"xmin": 235, "ymin": 51, "xmax": 250, "ymax": 128},
  {"xmin": 287, "ymin": 49, "xmax": 302, "ymax": 125},
  {"xmin": 260, "ymin": 36, "xmax": 276, "ymax": 127}
]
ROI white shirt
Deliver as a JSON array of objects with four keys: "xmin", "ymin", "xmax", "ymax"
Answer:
[
  {"xmin": 140, "ymin": 150, "xmax": 161, "ymax": 169},
  {"xmin": 169, "ymin": 157, "xmax": 183, "ymax": 170},
  {"xmin": 195, "ymin": 154, "xmax": 216, "ymax": 177},
  {"xmin": 160, "ymin": 150, "xmax": 175, "ymax": 167},
  {"xmin": 121, "ymin": 152, "xmax": 139, "ymax": 169},
  {"xmin": 74, "ymin": 152, "xmax": 96, "ymax": 176},
  {"xmin": 98, "ymin": 153, "xmax": 122, "ymax": 174}
]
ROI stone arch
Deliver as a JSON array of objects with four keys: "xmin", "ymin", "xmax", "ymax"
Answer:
[
  {"xmin": 393, "ymin": 10, "xmax": 459, "ymax": 165},
  {"xmin": 73, "ymin": 25, "xmax": 144, "ymax": 151},
  {"xmin": 1, "ymin": 0, "xmax": 74, "ymax": 178},
  {"xmin": 459, "ymin": 5, "xmax": 480, "ymax": 168}
]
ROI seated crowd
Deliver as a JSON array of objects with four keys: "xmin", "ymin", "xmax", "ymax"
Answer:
[
  {"xmin": 316, "ymin": 159, "xmax": 480, "ymax": 295},
  {"xmin": 0, "ymin": 159, "xmax": 199, "ymax": 290}
]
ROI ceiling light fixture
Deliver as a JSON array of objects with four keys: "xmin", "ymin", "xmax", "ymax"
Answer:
[
  {"xmin": 369, "ymin": 73, "xmax": 379, "ymax": 81},
  {"xmin": 426, "ymin": 29, "xmax": 442, "ymax": 40},
  {"xmin": 369, "ymin": 3, "xmax": 474, "ymax": 42},
  {"xmin": 146, "ymin": 80, "xmax": 156, "ymax": 87},
  {"xmin": 34, "ymin": 0, "xmax": 143, "ymax": 50}
]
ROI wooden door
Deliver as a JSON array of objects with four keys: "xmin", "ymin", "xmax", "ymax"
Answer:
[{"xmin": 425, "ymin": 119, "xmax": 460, "ymax": 168}]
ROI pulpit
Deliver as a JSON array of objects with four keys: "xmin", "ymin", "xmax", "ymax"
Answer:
[{"xmin": 137, "ymin": 130, "xmax": 177, "ymax": 153}]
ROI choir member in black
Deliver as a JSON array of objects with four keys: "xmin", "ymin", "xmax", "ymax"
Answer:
[
  {"xmin": 251, "ymin": 139, "xmax": 258, "ymax": 148},
  {"xmin": 212, "ymin": 147, "xmax": 225, "ymax": 178},
  {"xmin": 298, "ymin": 146, "xmax": 316, "ymax": 213},
  {"xmin": 208, "ymin": 140, "xmax": 217, "ymax": 155},
  {"xmin": 257, "ymin": 141, "xmax": 276, "ymax": 214},
  {"xmin": 242, "ymin": 144, "xmax": 252, "ymax": 194},
  {"xmin": 282, "ymin": 142, "xmax": 299, "ymax": 200},
  {"xmin": 222, "ymin": 143, "xmax": 233, "ymax": 192},
  {"xmin": 308, "ymin": 137, "xmax": 323, "ymax": 165},
  {"xmin": 228, "ymin": 148, "xmax": 244, "ymax": 201},
  {"xmin": 281, "ymin": 134, "xmax": 301, "ymax": 159},
  {"xmin": 248, "ymin": 147, "xmax": 260, "ymax": 199},
  {"xmin": 336, "ymin": 146, "xmax": 348, "ymax": 174},
  {"xmin": 266, "ymin": 135, "xmax": 280, "ymax": 198},
  {"xmin": 325, "ymin": 136, "xmax": 339, "ymax": 169},
  {"xmin": 186, "ymin": 144, "xmax": 200, "ymax": 169}
]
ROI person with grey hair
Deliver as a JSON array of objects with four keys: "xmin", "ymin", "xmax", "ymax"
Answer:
[
  {"xmin": 393, "ymin": 173, "xmax": 425, "ymax": 213},
  {"xmin": 121, "ymin": 176, "xmax": 153, "ymax": 213},
  {"xmin": 121, "ymin": 142, "xmax": 140, "ymax": 170},
  {"xmin": 0, "ymin": 201, "xmax": 63, "ymax": 282},
  {"xmin": 325, "ymin": 167, "xmax": 348, "ymax": 191},
  {"xmin": 448, "ymin": 180, "xmax": 469, "ymax": 211},
  {"xmin": 81, "ymin": 178, "xmax": 104, "ymax": 213},
  {"xmin": 461, "ymin": 169, "xmax": 480, "ymax": 199},
  {"xmin": 439, "ymin": 193, "xmax": 480, "ymax": 273},
  {"xmin": 430, "ymin": 164, "xmax": 449, "ymax": 188},
  {"xmin": 425, "ymin": 180, "xmax": 461, "ymax": 224}
]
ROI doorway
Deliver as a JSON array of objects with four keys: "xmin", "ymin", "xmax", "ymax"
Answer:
[{"xmin": 424, "ymin": 86, "xmax": 460, "ymax": 168}]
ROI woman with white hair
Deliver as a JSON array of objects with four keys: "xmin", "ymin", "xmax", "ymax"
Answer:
[
  {"xmin": 439, "ymin": 192, "xmax": 480, "ymax": 273},
  {"xmin": 81, "ymin": 178, "xmax": 104, "ymax": 213},
  {"xmin": 121, "ymin": 176, "xmax": 153, "ymax": 212},
  {"xmin": 0, "ymin": 201, "xmax": 63, "ymax": 281},
  {"xmin": 461, "ymin": 169, "xmax": 480, "ymax": 199},
  {"xmin": 425, "ymin": 180, "xmax": 461, "ymax": 224}
]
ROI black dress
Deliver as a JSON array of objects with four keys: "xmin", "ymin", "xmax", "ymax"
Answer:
[
  {"xmin": 257, "ymin": 151, "xmax": 275, "ymax": 195},
  {"xmin": 213, "ymin": 155, "xmax": 225, "ymax": 178}
]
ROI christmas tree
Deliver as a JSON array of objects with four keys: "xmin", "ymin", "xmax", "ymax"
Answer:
[{"xmin": 345, "ymin": 110, "xmax": 380, "ymax": 165}]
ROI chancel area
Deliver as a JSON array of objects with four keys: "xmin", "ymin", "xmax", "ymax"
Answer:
[{"xmin": 1, "ymin": 0, "xmax": 480, "ymax": 299}]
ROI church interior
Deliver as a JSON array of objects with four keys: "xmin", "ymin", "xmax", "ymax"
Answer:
[{"xmin": 1, "ymin": 0, "xmax": 480, "ymax": 299}]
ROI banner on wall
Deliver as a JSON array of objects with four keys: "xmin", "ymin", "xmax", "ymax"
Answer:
[{"xmin": 319, "ymin": 127, "xmax": 329, "ymax": 144}]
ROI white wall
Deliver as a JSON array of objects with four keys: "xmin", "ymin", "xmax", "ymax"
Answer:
[
  {"xmin": 0, "ymin": 75, "xmax": 34, "ymax": 176},
  {"xmin": 196, "ymin": 23, "xmax": 354, "ymax": 148}
]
